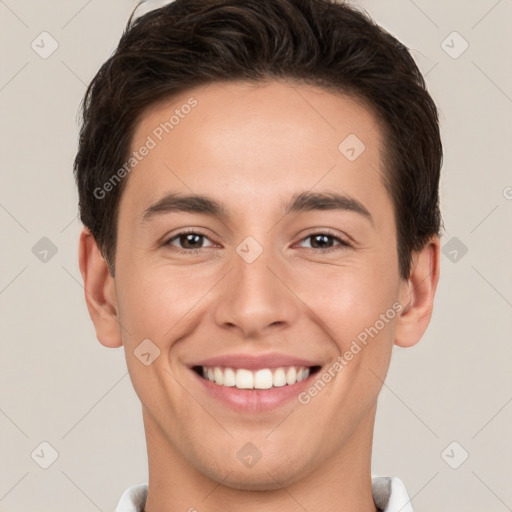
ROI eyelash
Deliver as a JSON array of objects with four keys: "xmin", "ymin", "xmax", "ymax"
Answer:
[{"xmin": 164, "ymin": 229, "xmax": 351, "ymax": 255}]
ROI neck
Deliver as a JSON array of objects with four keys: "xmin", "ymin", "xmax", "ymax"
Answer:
[{"xmin": 142, "ymin": 404, "xmax": 379, "ymax": 512}]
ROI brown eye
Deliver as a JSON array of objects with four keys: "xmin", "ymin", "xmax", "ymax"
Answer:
[
  {"xmin": 165, "ymin": 231, "xmax": 215, "ymax": 252},
  {"xmin": 298, "ymin": 232, "xmax": 350, "ymax": 252}
]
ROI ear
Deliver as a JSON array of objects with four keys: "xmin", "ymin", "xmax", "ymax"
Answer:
[
  {"xmin": 394, "ymin": 236, "xmax": 441, "ymax": 348},
  {"xmin": 78, "ymin": 227, "xmax": 123, "ymax": 348}
]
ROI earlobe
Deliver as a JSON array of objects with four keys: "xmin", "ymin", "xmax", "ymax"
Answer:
[
  {"xmin": 394, "ymin": 236, "xmax": 441, "ymax": 348},
  {"xmin": 78, "ymin": 227, "xmax": 123, "ymax": 348}
]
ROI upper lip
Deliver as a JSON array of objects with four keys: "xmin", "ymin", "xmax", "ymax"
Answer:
[{"xmin": 190, "ymin": 352, "xmax": 322, "ymax": 370}]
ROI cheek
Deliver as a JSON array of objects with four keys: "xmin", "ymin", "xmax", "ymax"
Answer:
[
  {"xmin": 114, "ymin": 260, "xmax": 217, "ymax": 346},
  {"xmin": 113, "ymin": 265, "xmax": 203, "ymax": 410},
  {"xmin": 296, "ymin": 257, "xmax": 399, "ymax": 340}
]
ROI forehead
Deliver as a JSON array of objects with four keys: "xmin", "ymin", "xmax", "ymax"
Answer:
[{"xmin": 121, "ymin": 80, "xmax": 390, "ymax": 223}]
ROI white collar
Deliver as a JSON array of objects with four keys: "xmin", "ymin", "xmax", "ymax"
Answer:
[{"xmin": 115, "ymin": 476, "xmax": 413, "ymax": 512}]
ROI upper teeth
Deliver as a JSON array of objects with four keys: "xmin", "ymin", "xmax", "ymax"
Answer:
[{"xmin": 201, "ymin": 366, "xmax": 311, "ymax": 389}]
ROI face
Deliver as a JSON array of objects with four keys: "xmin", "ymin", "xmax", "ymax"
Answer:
[{"xmin": 110, "ymin": 80, "xmax": 408, "ymax": 489}]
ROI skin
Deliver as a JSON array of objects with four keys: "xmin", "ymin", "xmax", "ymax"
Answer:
[{"xmin": 79, "ymin": 80, "xmax": 440, "ymax": 512}]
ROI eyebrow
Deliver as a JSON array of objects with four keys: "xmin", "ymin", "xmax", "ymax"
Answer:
[{"xmin": 141, "ymin": 191, "xmax": 373, "ymax": 225}]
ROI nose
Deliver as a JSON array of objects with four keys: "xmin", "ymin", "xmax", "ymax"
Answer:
[{"xmin": 213, "ymin": 244, "xmax": 300, "ymax": 339}]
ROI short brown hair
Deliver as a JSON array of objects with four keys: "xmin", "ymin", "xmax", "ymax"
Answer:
[{"xmin": 74, "ymin": 0, "xmax": 443, "ymax": 279}]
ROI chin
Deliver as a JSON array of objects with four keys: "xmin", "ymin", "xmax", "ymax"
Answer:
[
  {"xmin": 219, "ymin": 472, "xmax": 296, "ymax": 492},
  {"xmin": 198, "ymin": 455, "xmax": 311, "ymax": 492}
]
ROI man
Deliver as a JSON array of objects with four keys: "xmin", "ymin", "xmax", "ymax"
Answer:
[{"xmin": 74, "ymin": 0, "xmax": 442, "ymax": 510}]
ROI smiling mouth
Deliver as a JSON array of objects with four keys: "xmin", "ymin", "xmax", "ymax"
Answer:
[{"xmin": 192, "ymin": 365, "xmax": 321, "ymax": 390}]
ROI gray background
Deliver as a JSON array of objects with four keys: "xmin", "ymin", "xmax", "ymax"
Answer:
[{"xmin": 1, "ymin": 0, "xmax": 511, "ymax": 510}]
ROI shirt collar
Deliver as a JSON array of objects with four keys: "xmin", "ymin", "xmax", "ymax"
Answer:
[{"xmin": 115, "ymin": 476, "xmax": 413, "ymax": 512}]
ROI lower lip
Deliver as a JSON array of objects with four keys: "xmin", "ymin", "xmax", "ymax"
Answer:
[{"xmin": 191, "ymin": 368, "xmax": 318, "ymax": 413}]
